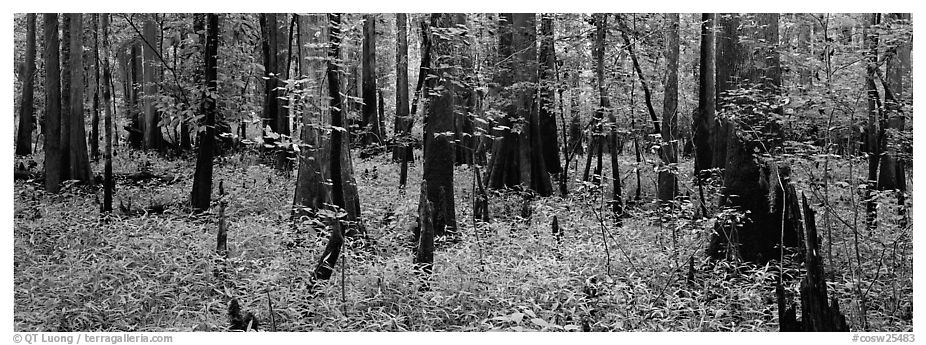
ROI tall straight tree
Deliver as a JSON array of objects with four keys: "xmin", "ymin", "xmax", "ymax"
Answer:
[
  {"xmin": 863, "ymin": 13, "xmax": 885, "ymax": 232},
  {"xmin": 877, "ymin": 13, "xmax": 909, "ymax": 191},
  {"xmin": 60, "ymin": 14, "xmax": 72, "ymax": 174},
  {"xmin": 420, "ymin": 13, "xmax": 458, "ymax": 239},
  {"xmin": 100, "ymin": 14, "xmax": 115, "ymax": 212},
  {"xmin": 486, "ymin": 13, "xmax": 553, "ymax": 197},
  {"xmin": 191, "ymin": 14, "xmax": 220, "ymax": 213},
  {"xmin": 314, "ymin": 13, "xmax": 348, "ymax": 281},
  {"xmin": 707, "ymin": 13, "xmax": 799, "ymax": 263},
  {"xmin": 65, "ymin": 13, "xmax": 92, "ymax": 183},
  {"xmin": 693, "ymin": 13, "xmax": 715, "ymax": 177},
  {"xmin": 141, "ymin": 15, "xmax": 162, "ymax": 150},
  {"xmin": 584, "ymin": 13, "xmax": 608, "ymax": 186},
  {"xmin": 360, "ymin": 14, "xmax": 381, "ymax": 146},
  {"xmin": 124, "ymin": 42, "xmax": 143, "ymax": 149},
  {"xmin": 43, "ymin": 14, "xmax": 62, "ymax": 193},
  {"xmin": 657, "ymin": 13, "xmax": 680, "ymax": 202},
  {"xmin": 16, "ymin": 13, "xmax": 36, "ymax": 156},
  {"xmin": 538, "ymin": 13, "xmax": 561, "ymax": 175},
  {"xmin": 260, "ymin": 13, "xmax": 289, "ymax": 138},
  {"xmin": 394, "ymin": 13, "xmax": 411, "ymax": 162},
  {"xmin": 711, "ymin": 13, "xmax": 738, "ymax": 169},
  {"xmin": 451, "ymin": 13, "xmax": 476, "ymax": 166},
  {"xmin": 90, "ymin": 14, "xmax": 101, "ymax": 160}
]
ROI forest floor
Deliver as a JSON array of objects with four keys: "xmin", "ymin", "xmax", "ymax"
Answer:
[{"xmin": 13, "ymin": 147, "xmax": 913, "ymax": 332}]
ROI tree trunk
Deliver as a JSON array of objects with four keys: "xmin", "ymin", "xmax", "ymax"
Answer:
[
  {"xmin": 259, "ymin": 13, "xmax": 289, "ymax": 138},
  {"xmin": 142, "ymin": 16, "xmax": 161, "ymax": 150},
  {"xmin": 538, "ymin": 13, "xmax": 561, "ymax": 175},
  {"xmin": 863, "ymin": 14, "xmax": 882, "ymax": 232},
  {"xmin": 16, "ymin": 13, "xmax": 36, "ymax": 156},
  {"xmin": 708, "ymin": 13, "xmax": 798, "ymax": 263},
  {"xmin": 452, "ymin": 14, "xmax": 475, "ymax": 166},
  {"xmin": 314, "ymin": 13, "xmax": 347, "ymax": 281},
  {"xmin": 191, "ymin": 14, "xmax": 220, "ymax": 213},
  {"xmin": 43, "ymin": 14, "xmax": 63, "ymax": 193},
  {"xmin": 66, "ymin": 13, "xmax": 92, "ymax": 184},
  {"xmin": 360, "ymin": 14, "xmax": 380, "ymax": 146},
  {"xmin": 90, "ymin": 14, "xmax": 101, "ymax": 161},
  {"xmin": 712, "ymin": 14, "xmax": 738, "ymax": 169},
  {"xmin": 394, "ymin": 13, "xmax": 410, "ymax": 164},
  {"xmin": 60, "ymin": 14, "xmax": 72, "ymax": 178},
  {"xmin": 420, "ymin": 13, "xmax": 458, "ymax": 238},
  {"xmin": 877, "ymin": 13, "xmax": 909, "ymax": 192},
  {"xmin": 487, "ymin": 13, "xmax": 552, "ymax": 197},
  {"xmin": 657, "ymin": 13, "xmax": 680, "ymax": 202},
  {"xmin": 126, "ymin": 42, "xmax": 143, "ymax": 149},
  {"xmin": 693, "ymin": 13, "xmax": 715, "ymax": 177},
  {"xmin": 100, "ymin": 14, "xmax": 115, "ymax": 212},
  {"xmin": 415, "ymin": 182, "xmax": 435, "ymax": 284}
]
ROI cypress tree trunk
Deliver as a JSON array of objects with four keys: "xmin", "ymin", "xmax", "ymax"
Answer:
[
  {"xmin": 43, "ymin": 14, "xmax": 63, "ymax": 193},
  {"xmin": 538, "ymin": 13, "xmax": 561, "ymax": 175},
  {"xmin": 360, "ymin": 14, "xmax": 380, "ymax": 146},
  {"xmin": 421, "ymin": 13, "xmax": 458, "ymax": 238},
  {"xmin": 66, "ymin": 13, "xmax": 92, "ymax": 183},
  {"xmin": 394, "ymin": 13, "xmax": 410, "ymax": 164},
  {"xmin": 142, "ymin": 16, "xmax": 162, "ymax": 150},
  {"xmin": 657, "ymin": 13, "xmax": 680, "ymax": 202},
  {"xmin": 16, "ymin": 13, "xmax": 36, "ymax": 156},
  {"xmin": 693, "ymin": 13, "xmax": 715, "ymax": 177},
  {"xmin": 60, "ymin": 14, "xmax": 72, "ymax": 178},
  {"xmin": 712, "ymin": 14, "xmax": 738, "ymax": 170},
  {"xmin": 191, "ymin": 14, "xmax": 220, "ymax": 213},
  {"xmin": 486, "ymin": 13, "xmax": 552, "ymax": 196},
  {"xmin": 100, "ymin": 14, "xmax": 115, "ymax": 212},
  {"xmin": 90, "ymin": 14, "xmax": 101, "ymax": 161},
  {"xmin": 877, "ymin": 13, "xmax": 909, "ymax": 192},
  {"xmin": 125, "ymin": 43, "xmax": 143, "ymax": 149},
  {"xmin": 708, "ymin": 13, "xmax": 798, "ymax": 263},
  {"xmin": 452, "ymin": 13, "xmax": 475, "ymax": 166},
  {"xmin": 259, "ymin": 14, "xmax": 289, "ymax": 138},
  {"xmin": 314, "ymin": 13, "xmax": 347, "ymax": 281},
  {"xmin": 863, "ymin": 14, "xmax": 883, "ymax": 232}
]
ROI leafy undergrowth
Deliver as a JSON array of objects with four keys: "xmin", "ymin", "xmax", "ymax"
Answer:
[{"xmin": 13, "ymin": 149, "xmax": 912, "ymax": 332}]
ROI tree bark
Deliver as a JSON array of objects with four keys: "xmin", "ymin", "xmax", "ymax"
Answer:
[
  {"xmin": 420, "ymin": 13, "xmax": 458, "ymax": 238},
  {"xmin": 100, "ymin": 14, "xmax": 115, "ymax": 212},
  {"xmin": 16, "ymin": 13, "xmax": 36, "ymax": 156},
  {"xmin": 877, "ymin": 13, "xmax": 909, "ymax": 191},
  {"xmin": 191, "ymin": 14, "xmax": 220, "ymax": 213},
  {"xmin": 90, "ymin": 14, "xmax": 101, "ymax": 161},
  {"xmin": 260, "ymin": 13, "xmax": 289, "ymax": 138},
  {"xmin": 863, "ymin": 13, "xmax": 883, "ymax": 232},
  {"xmin": 314, "ymin": 13, "xmax": 347, "ymax": 281},
  {"xmin": 65, "ymin": 13, "xmax": 92, "ymax": 183},
  {"xmin": 43, "ymin": 14, "xmax": 62, "ymax": 193},
  {"xmin": 60, "ymin": 14, "xmax": 72, "ymax": 177},
  {"xmin": 126, "ymin": 42, "xmax": 143, "ymax": 149},
  {"xmin": 712, "ymin": 14, "xmax": 739, "ymax": 169},
  {"xmin": 360, "ymin": 14, "xmax": 381, "ymax": 146},
  {"xmin": 693, "ymin": 13, "xmax": 715, "ymax": 177},
  {"xmin": 142, "ymin": 15, "xmax": 162, "ymax": 150},
  {"xmin": 538, "ymin": 13, "xmax": 561, "ymax": 175},
  {"xmin": 452, "ymin": 14, "xmax": 476, "ymax": 166},
  {"xmin": 394, "ymin": 13, "xmax": 411, "ymax": 163},
  {"xmin": 657, "ymin": 13, "xmax": 680, "ymax": 202},
  {"xmin": 486, "ymin": 13, "xmax": 552, "ymax": 197},
  {"xmin": 708, "ymin": 13, "xmax": 797, "ymax": 263}
]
